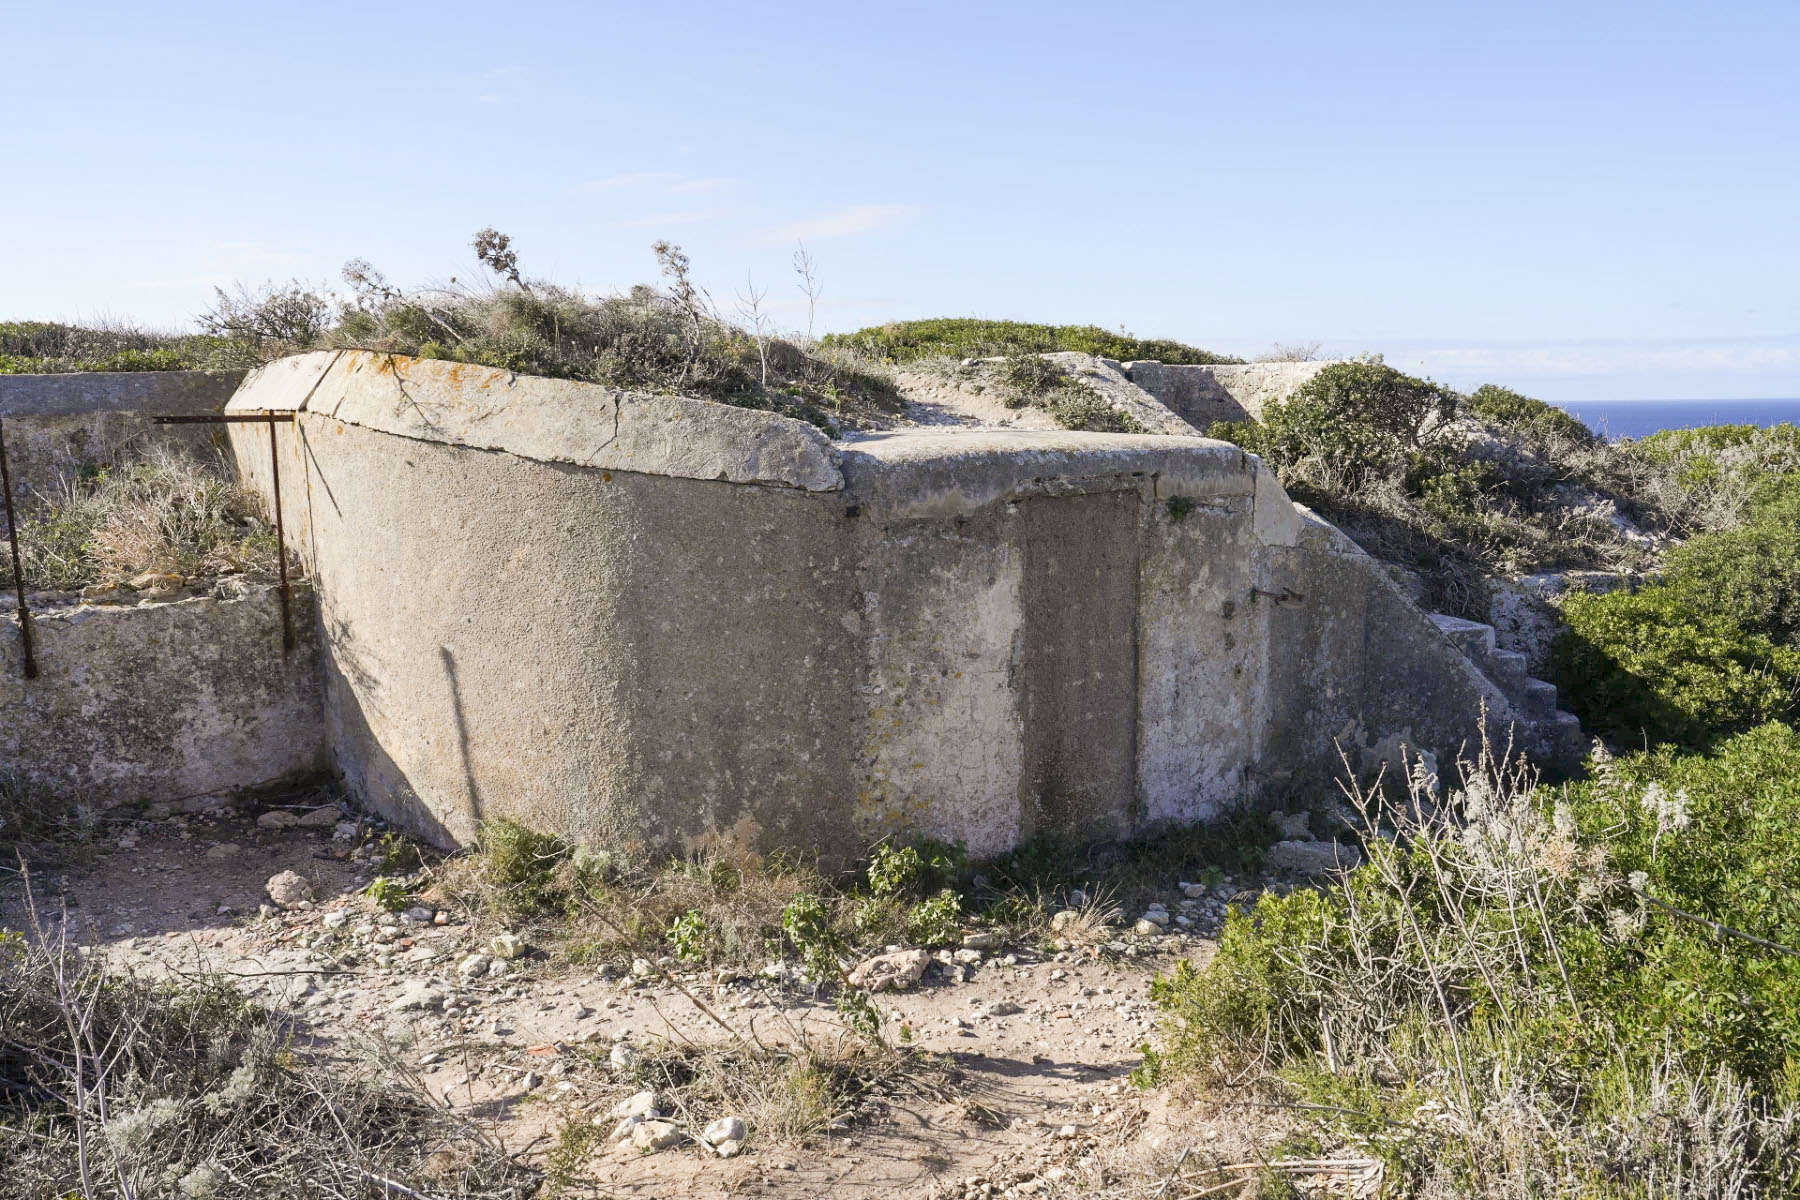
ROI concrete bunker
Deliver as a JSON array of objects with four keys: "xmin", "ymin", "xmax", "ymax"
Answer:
[{"xmin": 197, "ymin": 350, "xmax": 1583, "ymax": 862}]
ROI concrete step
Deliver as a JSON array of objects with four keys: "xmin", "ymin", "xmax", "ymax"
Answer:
[
  {"xmin": 1521, "ymin": 678, "xmax": 1560, "ymax": 719},
  {"xmin": 1428, "ymin": 613, "xmax": 1496, "ymax": 658},
  {"xmin": 1542, "ymin": 711, "xmax": 1589, "ymax": 772},
  {"xmin": 1482, "ymin": 648, "xmax": 1530, "ymax": 695}
]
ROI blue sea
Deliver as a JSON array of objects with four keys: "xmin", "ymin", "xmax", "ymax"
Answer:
[{"xmin": 1553, "ymin": 399, "xmax": 1800, "ymax": 441}]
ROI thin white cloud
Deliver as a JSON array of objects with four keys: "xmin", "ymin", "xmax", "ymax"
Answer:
[
  {"xmin": 668, "ymin": 176, "xmax": 729, "ymax": 194},
  {"xmin": 756, "ymin": 204, "xmax": 915, "ymax": 244},
  {"xmin": 613, "ymin": 208, "xmax": 737, "ymax": 230}
]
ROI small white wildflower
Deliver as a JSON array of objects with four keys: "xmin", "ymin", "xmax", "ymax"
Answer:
[
  {"xmin": 1628, "ymin": 870, "xmax": 1649, "ymax": 893},
  {"xmin": 1606, "ymin": 907, "xmax": 1645, "ymax": 941},
  {"xmin": 179, "ymin": 1164, "xmax": 222, "ymax": 1200},
  {"xmin": 105, "ymin": 1098, "xmax": 183, "ymax": 1151},
  {"xmin": 1552, "ymin": 802, "xmax": 1577, "ymax": 839},
  {"xmin": 1639, "ymin": 782, "xmax": 1688, "ymax": 836}
]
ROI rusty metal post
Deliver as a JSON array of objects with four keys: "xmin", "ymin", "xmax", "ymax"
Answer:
[
  {"xmin": 0, "ymin": 415, "xmax": 38, "ymax": 679},
  {"xmin": 268, "ymin": 419, "xmax": 294, "ymax": 654}
]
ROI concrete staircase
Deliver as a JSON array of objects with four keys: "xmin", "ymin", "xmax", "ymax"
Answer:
[{"xmin": 1428, "ymin": 613, "xmax": 1588, "ymax": 774}]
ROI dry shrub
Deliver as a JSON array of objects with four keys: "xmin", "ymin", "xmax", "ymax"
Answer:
[
  {"xmin": 0, "ymin": 922, "xmax": 529, "ymax": 1198},
  {"xmin": 597, "ymin": 1036, "xmax": 955, "ymax": 1149},
  {"xmin": 2, "ymin": 446, "xmax": 279, "ymax": 592}
]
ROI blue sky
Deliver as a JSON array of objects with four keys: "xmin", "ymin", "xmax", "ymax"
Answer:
[{"xmin": 3, "ymin": 0, "xmax": 1795, "ymax": 402}]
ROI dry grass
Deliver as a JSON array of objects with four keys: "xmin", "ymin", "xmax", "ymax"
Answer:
[
  {"xmin": 1, "ymin": 446, "xmax": 280, "ymax": 592},
  {"xmin": 0, "ymin": 910, "xmax": 530, "ymax": 1199}
]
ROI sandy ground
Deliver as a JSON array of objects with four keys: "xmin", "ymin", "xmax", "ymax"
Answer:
[{"xmin": 3, "ymin": 798, "xmax": 1293, "ymax": 1197}]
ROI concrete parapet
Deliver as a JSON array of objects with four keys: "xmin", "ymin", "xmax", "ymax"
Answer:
[
  {"xmin": 0, "ymin": 584, "xmax": 325, "ymax": 811},
  {"xmin": 1122, "ymin": 361, "xmax": 1332, "ymax": 429}
]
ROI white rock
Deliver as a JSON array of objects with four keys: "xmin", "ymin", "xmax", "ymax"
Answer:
[
  {"xmin": 389, "ymin": 982, "xmax": 444, "ymax": 1012},
  {"xmin": 321, "ymin": 911, "xmax": 348, "ymax": 929},
  {"xmin": 952, "ymin": 948, "xmax": 983, "ymax": 965},
  {"xmin": 610, "ymin": 1043, "xmax": 639, "ymax": 1071},
  {"xmin": 487, "ymin": 958, "xmax": 511, "ymax": 979},
  {"xmin": 1133, "ymin": 919, "xmax": 1165, "ymax": 938},
  {"xmin": 714, "ymin": 1138, "xmax": 743, "ymax": 1158},
  {"xmin": 1273, "ymin": 811, "xmax": 1314, "ymax": 840},
  {"xmin": 257, "ymin": 810, "xmax": 299, "ymax": 830},
  {"xmin": 629, "ymin": 1119, "xmax": 685, "ymax": 1152},
  {"xmin": 961, "ymin": 930, "xmax": 1003, "ymax": 951},
  {"xmin": 401, "ymin": 906, "xmax": 435, "ymax": 924},
  {"xmin": 1049, "ymin": 910, "xmax": 1082, "ymax": 932},
  {"xmin": 1138, "ymin": 909, "xmax": 1170, "ymax": 927},
  {"xmin": 611, "ymin": 1090, "xmax": 661, "ymax": 1120},
  {"xmin": 489, "ymin": 932, "xmax": 524, "ymax": 960},
  {"xmin": 1180, "ymin": 882, "xmax": 1208, "ymax": 899},
  {"xmin": 265, "ymin": 870, "xmax": 314, "ymax": 909},
  {"xmin": 631, "ymin": 957, "xmax": 654, "ymax": 978},
  {"xmin": 704, "ymin": 1115, "xmax": 748, "ymax": 1146},
  {"xmin": 988, "ymin": 1000, "xmax": 1023, "ymax": 1016},
  {"xmin": 608, "ymin": 1115, "xmax": 645, "ymax": 1143},
  {"xmin": 1266, "ymin": 839, "xmax": 1364, "ymax": 879},
  {"xmin": 846, "ymin": 948, "xmax": 931, "ymax": 993},
  {"xmin": 332, "ymin": 821, "xmax": 359, "ymax": 841},
  {"xmin": 457, "ymin": 953, "xmax": 492, "ymax": 980},
  {"xmin": 296, "ymin": 805, "xmax": 343, "ymax": 828}
]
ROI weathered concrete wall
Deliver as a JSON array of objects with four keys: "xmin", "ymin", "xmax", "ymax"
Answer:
[
  {"xmin": 0, "ymin": 584, "xmax": 326, "ymax": 811},
  {"xmin": 0, "ymin": 371, "xmax": 246, "ymax": 503},
  {"xmin": 1122, "ymin": 361, "xmax": 1333, "ymax": 429},
  {"xmin": 224, "ymin": 351, "xmax": 1563, "ymax": 862}
]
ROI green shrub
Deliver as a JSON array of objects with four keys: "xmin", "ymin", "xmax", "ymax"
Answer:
[
  {"xmin": 866, "ymin": 838, "xmax": 967, "ymax": 900},
  {"xmin": 1138, "ymin": 731, "xmax": 1800, "ymax": 1194},
  {"xmin": 823, "ymin": 318, "xmax": 1239, "ymax": 365},
  {"xmin": 905, "ymin": 889, "xmax": 962, "ymax": 947},
  {"xmin": 1664, "ymin": 477, "xmax": 1800, "ymax": 650},
  {"xmin": 0, "ymin": 320, "xmax": 225, "ymax": 373},
  {"xmin": 1000, "ymin": 351, "xmax": 1068, "ymax": 400},
  {"xmin": 667, "ymin": 908, "xmax": 711, "ymax": 961},
  {"xmin": 780, "ymin": 892, "xmax": 844, "ymax": 981},
  {"xmin": 1042, "ymin": 389, "xmax": 1145, "ymax": 433},
  {"xmin": 365, "ymin": 875, "xmax": 414, "ymax": 913},
  {"xmin": 1551, "ymin": 587, "xmax": 1800, "ymax": 750},
  {"xmin": 1257, "ymin": 361, "xmax": 1459, "ymax": 492},
  {"xmin": 470, "ymin": 817, "xmax": 590, "ymax": 917},
  {"xmin": 1465, "ymin": 383, "xmax": 1595, "ymax": 447}
]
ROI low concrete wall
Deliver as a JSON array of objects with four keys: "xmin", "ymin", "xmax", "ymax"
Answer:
[
  {"xmin": 0, "ymin": 583, "xmax": 326, "ymax": 812},
  {"xmin": 1122, "ymin": 361, "xmax": 1332, "ymax": 429},
  {"xmin": 0, "ymin": 370, "xmax": 245, "ymax": 503},
  {"xmin": 224, "ymin": 351, "xmax": 1545, "ymax": 863}
]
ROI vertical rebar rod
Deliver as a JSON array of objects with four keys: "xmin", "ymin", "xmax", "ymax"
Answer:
[
  {"xmin": 268, "ymin": 419, "xmax": 294, "ymax": 655},
  {"xmin": 0, "ymin": 416, "xmax": 37, "ymax": 679}
]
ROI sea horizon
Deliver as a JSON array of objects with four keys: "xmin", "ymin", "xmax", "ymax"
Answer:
[{"xmin": 1551, "ymin": 397, "xmax": 1800, "ymax": 440}]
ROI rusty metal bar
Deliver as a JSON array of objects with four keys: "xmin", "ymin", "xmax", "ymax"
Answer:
[
  {"xmin": 152, "ymin": 412, "xmax": 296, "ymax": 425},
  {"xmin": 267, "ymin": 419, "xmax": 294, "ymax": 654},
  {"xmin": 153, "ymin": 411, "xmax": 296, "ymax": 655},
  {"xmin": 0, "ymin": 417, "xmax": 37, "ymax": 679}
]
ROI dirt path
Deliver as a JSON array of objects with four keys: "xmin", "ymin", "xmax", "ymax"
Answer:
[{"xmin": 4, "ymin": 802, "xmax": 1280, "ymax": 1197}]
